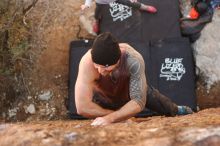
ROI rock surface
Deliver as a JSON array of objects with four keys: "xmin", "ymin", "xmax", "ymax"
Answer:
[
  {"xmin": 193, "ymin": 10, "xmax": 220, "ymax": 109},
  {"xmin": 193, "ymin": 10, "xmax": 220, "ymax": 89},
  {"xmin": 0, "ymin": 108, "xmax": 219, "ymax": 146}
]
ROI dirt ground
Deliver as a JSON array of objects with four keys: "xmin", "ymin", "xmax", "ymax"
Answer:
[
  {"xmin": 1, "ymin": 0, "xmax": 94, "ymax": 122},
  {"xmin": 0, "ymin": 108, "xmax": 220, "ymax": 146},
  {"xmin": 23, "ymin": 0, "xmax": 95, "ymax": 121}
]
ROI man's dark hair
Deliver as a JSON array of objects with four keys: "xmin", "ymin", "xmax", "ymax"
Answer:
[{"xmin": 91, "ymin": 32, "xmax": 121, "ymax": 66}]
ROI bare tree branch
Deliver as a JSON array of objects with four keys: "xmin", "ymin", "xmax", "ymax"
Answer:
[
  {"xmin": 23, "ymin": 0, "xmax": 38, "ymax": 15},
  {"xmin": 23, "ymin": 0, "xmax": 39, "ymax": 26}
]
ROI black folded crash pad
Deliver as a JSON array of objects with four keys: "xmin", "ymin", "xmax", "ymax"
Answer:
[
  {"xmin": 98, "ymin": 3, "xmax": 142, "ymax": 42},
  {"xmin": 140, "ymin": 0, "xmax": 182, "ymax": 40},
  {"xmin": 67, "ymin": 38, "xmax": 197, "ymax": 119},
  {"xmin": 147, "ymin": 37, "xmax": 197, "ymax": 110},
  {"xmin": 67, "ymin": 0, "xmax": 197, "ymax": 119},
  {"xmin": 98, "ymin": 0, "xmax": 181, "ymax": 42}
]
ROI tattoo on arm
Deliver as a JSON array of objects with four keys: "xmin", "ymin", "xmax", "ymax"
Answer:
[{"xmin": 128, "ymin": 58, "xmax": 146, "ymax": 109}]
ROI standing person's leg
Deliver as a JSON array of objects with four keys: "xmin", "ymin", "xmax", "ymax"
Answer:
[
  {"xmin": 93, "ymin": 3, "xmax": 102, "ymax": 34},
  {"xmin": 116, "ymin": 0, "xmax": 157, "ymax": 13},
  {"xmin": 146, "ymin": 85, "xmax": 193, "ymax": 116}
]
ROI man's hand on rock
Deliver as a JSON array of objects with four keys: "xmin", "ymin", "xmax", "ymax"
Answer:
[{"xmin": 91, "ymin": 116, "xmax": 112, "ymax": 126}]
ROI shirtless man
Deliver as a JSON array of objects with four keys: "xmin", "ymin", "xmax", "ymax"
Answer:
[{"xmin": 75, "ymin": 32, "xmax": 193, "ymax": 126}]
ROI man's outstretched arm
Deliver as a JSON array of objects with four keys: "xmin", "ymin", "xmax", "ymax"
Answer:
[
  {"xmin": 91, "ymin": 99, "xmax": 142, "ymax": 125},
  {"xmin": 75, "ymin": 80, "xmax": 113, "ymax": 118}
]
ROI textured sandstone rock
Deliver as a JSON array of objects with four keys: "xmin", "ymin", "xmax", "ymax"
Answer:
[
  {"xmin": 193, "ymin": 10, "xmax": 220, "ymax": 89},
  {"xmin": 0, "ymin": 108, "xmax": 219, "ymax": 146}
]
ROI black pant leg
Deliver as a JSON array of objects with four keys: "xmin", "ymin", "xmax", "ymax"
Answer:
[
  {"xmin": 95, "ymin": 3, "xmax": 102, "ymax": 20},
  {"xmin": 146, "ymin": 85, "xmax": 178, "ymax": 116}
]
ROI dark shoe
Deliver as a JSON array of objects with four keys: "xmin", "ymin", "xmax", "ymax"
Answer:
[{"xmin": 177, "ymin": 106, "xmax": 193, "ymax": 115}]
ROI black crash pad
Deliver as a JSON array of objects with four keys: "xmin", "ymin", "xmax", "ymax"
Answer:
[
  {"xmin": 98, "ymin": 0, "xmax": 181, "ymax": 42},
  {"xmin": 67, "ymin": 38, "xmax": 197, "ymax": 119}
]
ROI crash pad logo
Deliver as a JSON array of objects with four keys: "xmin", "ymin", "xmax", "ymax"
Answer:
[
  {"xmin": 109, "ymin": 2, "xmax": 132, "ymax": 22},
  {"xmin": 160, "ymin": 58, "xmax": 186, "ymax": 81}
]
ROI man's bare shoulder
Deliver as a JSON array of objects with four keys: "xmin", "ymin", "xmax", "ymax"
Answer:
[
  {"xmin": 78, "ymin": 50, "xmax": 99, "ymax": 81},
  {"xmin": 80, "ymin": 50, "xmax": 93, "ymax": 66},
  {"xmin": 119, "ymin": 43, "xmax": 132, "ymax": 50}
]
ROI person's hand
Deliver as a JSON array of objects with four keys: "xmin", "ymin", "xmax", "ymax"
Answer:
[
  {"xmin": 130, "ymin": 0, "xmax": 138, "ymax": 3},
  {"xmin": 91, "ymin": 116, "xmax": 112, "ymax": 126},
  {"xmin": 81, "ymin": 4, "xmax": 89, "ymax": 11}
]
